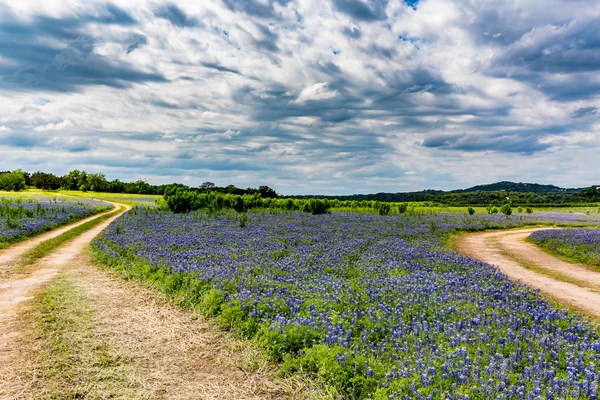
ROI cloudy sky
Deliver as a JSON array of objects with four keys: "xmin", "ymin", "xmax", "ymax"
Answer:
[{"xmin": 0, "ymin": 0, "xmax": 599, "ymax": 194}]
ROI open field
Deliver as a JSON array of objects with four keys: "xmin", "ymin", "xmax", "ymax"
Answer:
[
  {"xmin": 0, "ymin": 192, "xmax": 112, "ymax": 248},
  {"xmin": 2, "ymin": 195, "xmax": 600, "ymax": 399},
  {"xmin": 92, "ymin": 207, "xmax": 600, "ymax": 399},
  {"xmin": 55, "ymin": 190, "xmax": 161, "ymax": 207},
  {"xmin": 331, "ymin": 205, "xmax": 600, "ymax": 215}
]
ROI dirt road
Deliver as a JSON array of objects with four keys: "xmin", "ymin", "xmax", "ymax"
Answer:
[
  {"xmin": 0, "ymin": 205, "xmax": 128, "ymax": 386},
  {"xmin": 456, "ymin": 227, "xmax": 600, "ymax": 319},
  {"xmin": 0, "ymin": 205, "xmax": 117, "ymax": 274}
]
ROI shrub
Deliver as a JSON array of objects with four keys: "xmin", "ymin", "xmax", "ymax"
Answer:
[
  {"xmin": 378, "ymin": 203, "xmax": 391, "ymax": 216},
  {"xmin": 467, "ymin": 207, "xmax": 475, "ymax": 215},
  {"xmin": 487, "ymin": 205, "xmax": 498, "ymax": 214},
  {"xmin": 238, "ymin": 213, "xmax": 249, "ymax": 227},
  {"xmin": 397, "ymin": 203, "xmax": 407, "ymax": 214},
  {"xmin": 500, "ymin": 204, "xmax": 512, "ymax": 217},
  {"xmin": 526, "ymin": 207, "xmax": 534, "ymax": 214},
  {"xmin": 307, "ymin": 199, "xmax": 330, "ymax": 215}
]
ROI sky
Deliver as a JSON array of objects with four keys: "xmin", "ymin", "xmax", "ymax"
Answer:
[{"xmin": 0, "ymin": 0, "xmax": 599, "ymax": 195}]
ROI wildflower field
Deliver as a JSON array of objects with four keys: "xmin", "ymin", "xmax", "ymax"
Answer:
[
  {"xmin": 94, "ymin": 208, "xmax": 600, "ymax": 399},
  {"xmin": 530, "ymin": 228, "xmax": 600, "ymax": 267},
  {"xmin": 0, "ymin": 196, "xmax": 112, "ymax": 247}
]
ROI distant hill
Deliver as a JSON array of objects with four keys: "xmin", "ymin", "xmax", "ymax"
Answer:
[
  {"xmin": 288, "ymin": 181, "xmax": 600, "ymax": 205},
  {"xmin": 455, "ymin": 181, "xmax": 577, "ymax": 193}
]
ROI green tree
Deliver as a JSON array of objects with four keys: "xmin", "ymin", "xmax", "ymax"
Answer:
[
  {"xmin": 86, "ymin": 173, "xmax": 108, "ymax": 192},
  {"xmin": 30, "ymin": 171, "xmax": 62, "ymax": 190},
  {"xmin": 258, "ymin": 185, "xmax": 278, "ymax": 199},
  {"xmin": 62, "ymin": 169, "xmax": 87, "ymax": 190},
  {"xmin": 397, "ymin": 203, "xmax": 408, "ymax": 214},
  {"xmin": 0, "ymin": 170, "xmax": 27, "ymax": 191}
]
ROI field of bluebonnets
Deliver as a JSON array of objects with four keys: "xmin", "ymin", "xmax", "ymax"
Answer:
[
  {"xmin": 94, "ymin": 207, "xmax": 600, "ymax": 399},
  {"xmin": 0, "ymin": 196, "xmax": 111, "ymax": 247},
  {"xmin": 530, "ymin": 228, "xmax": 600, "ymax": 267}
]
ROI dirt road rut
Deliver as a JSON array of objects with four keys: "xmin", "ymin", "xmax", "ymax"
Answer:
[{"xmin": 456, "ymin": 227, "xmax": 600, "ymax": 319}]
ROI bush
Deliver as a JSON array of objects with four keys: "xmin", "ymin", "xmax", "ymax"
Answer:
[
  {"xmin": 238, "ymin": 213, "xmax": 249, "ymax": 227},
  {"xmin": 397, "ymin": 203, "xmax": 407, "ymax": 214},
  {"xmin": 526, "ymin": 207, "xmax": 534, "ymax": 214},
  {"xmin": 378, "ymin": 203, "xmax": 391, "ymax": 216},
  {"xmin": 307, "ymin": 199, "xmax": 330, "ymax": 215},
  {"xmin": 486, "ymin": 205, "xmax": 498, "ymax": 214},
  {"xmin": 500, "ymin": 204, "xmax": 512, "ymax": 217},
  {"xmin": 467, "ymin": 207, "xmax": 475, "ymax": 215}
]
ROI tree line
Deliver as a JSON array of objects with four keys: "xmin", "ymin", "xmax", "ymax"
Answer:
[
  {"xmin": 2, "ymin": 169, "xmax": 598, "ymax": 207},
  {"xmin": 288, "ymin": 187, "xmax": 600, "ymax": 205},
  {"xmin": 0, "ymin": 169, "xmax": 279, "ymax": 198}
]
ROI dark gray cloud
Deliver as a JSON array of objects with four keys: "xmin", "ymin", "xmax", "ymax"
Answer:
[
  {"xmin": 0, "ymin": 9, "xmax": 166, "ymax": 92},
  {"xmin": 201, "ymin": 62, "xmax": 242, "ymax": 75},
  {"xmin": 332, "ymin": 0, "xmax": 389, "ymax": 21},
  {"xmin": 154, "ymin": 4, "xmax": 201, "ymax": 28},
  {"xmin": 572, "ymin": 106, "xmax": 598, "ymax": 118},
  {"xmin": 487, "ymin": 17, "xmax": 600, "ymax": 101},
  {"xmin": 422, "ymin": 132, "xmax": 552, "ymax": 154},
  {"xmin": 253, "ymin": 24, "xmax": 280, "ymax": 52},
  {"xmin": 126, "ymin": 34, "xmax": 148, "ymax": 54},
  {"xmin": 342, "ymin": 26, "xmax": 362, "ymax": 39},
  {"xmin": 221, "ymin": 0, "xmax": 293, "ymax": 18},
  {"xmin": 1, "ymin": 37, "xmax": 166, "ymax": 92},
  {"xmin": 97, "ymin": 4, "xmax": 137, "ymax": 25},
  {"xmin": 0, "ymin": 131, "xmax": 44, "ymax": 148},
  {"xmin": 496, "ymin": 18, "xmax": 600, "ymax": 74}
]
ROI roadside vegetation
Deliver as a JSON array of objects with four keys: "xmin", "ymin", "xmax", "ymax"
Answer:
[
  {"xmin": 530, "ymin": 228, "xmax": 600, "ymax": 268},
  {"xmin": 18, "ymin": 206, "xmax": 122, "ymax": 267},
  {"xmin": 0, "ymin": 195, "xmax": 112, "ymax": 248}
]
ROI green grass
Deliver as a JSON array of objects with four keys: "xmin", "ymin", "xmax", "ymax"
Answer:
[
  {"xmin": 57, "ymin": 190, "xmax": 160, "ymax": 206},
  {"xmin": 19, "ymin": 206, "xmax": 122, "ymax": 267},
  {"xmin": 21, "ymin": 273, "xmax": 144, "ymax": 399}
]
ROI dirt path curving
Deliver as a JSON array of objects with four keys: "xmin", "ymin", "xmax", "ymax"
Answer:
[
  {"xmin": 456, "ymin": 227, "xmax": 600, "ymax": 319},
  {"xmin": 0, "ymin": 203, "xmax": 129, "ymax": 397},
  {"xmin": 0, "ymin": 203, "xmax": 118, "ymax": 274}
]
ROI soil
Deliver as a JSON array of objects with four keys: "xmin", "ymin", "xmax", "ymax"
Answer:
[{"xmin": 456, "ymin": 227, "xmax": 600, "ymax": 319}]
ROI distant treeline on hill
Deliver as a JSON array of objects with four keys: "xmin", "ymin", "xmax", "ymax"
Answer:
[
  {"xmin": 288, "ymin": 181, "xmax": 600, "ymax": 205},
  {"xmin": 288, "ymin": 189, "xmax": 600, "ymax": 206},
  {"xmin": 1, "ymin": 169, "xmax": 598, "ymax": 206}
]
